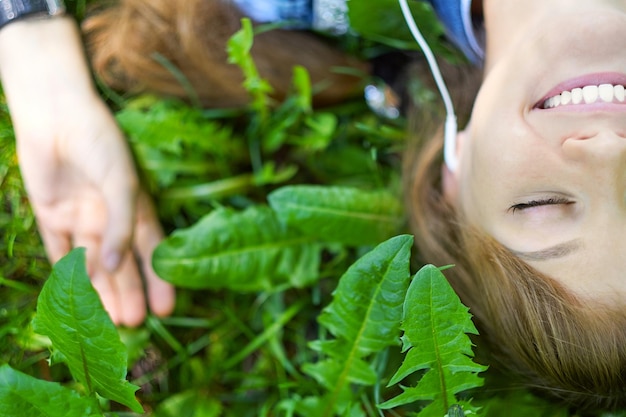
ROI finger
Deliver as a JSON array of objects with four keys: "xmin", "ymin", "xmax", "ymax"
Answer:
[
  {"xmin": 75, "ymin": 233, "xmax": 146, "ymax": 327},
  {"xmin": 80, "ymin": 242, "xmax": 123, "ymax": 325},
  {"xmin": 23, "ymin": 175, "xmax": 75, "ymax": 265},
  {"xmin": 75, "ymin": 123, "xmax": 139, "ymax": 273},
  {"xmin": 72, "ymin": 228, "xmax": 121, "ymax": 323},
  {"xmin": 91, "ymin": 269, "xmax": 122, "ymax": 325},
  {"xmin": 112, "ymin": 252, "xmax": 147, "ymax": 327},
  {"xmin": 134, "ymin": 192, "xmax": 175, "ymax": 317},
  {"xmin": 99, "ymin": 166, "xmax": 139, "ymax": 273},
  {"xmin": 72, "ymin": 193, "xmax": 108, "ymax": 276},
  {"xmin": 71, "ymin": 184, "xmax": 147, "ymax": 326},
  {"xmin": 37, "ymin": 222, "xmax": 72, "ymax": 264},
  {"xmin": 72, "ymin": 200, "xmax": 122, "ymax": 324}
]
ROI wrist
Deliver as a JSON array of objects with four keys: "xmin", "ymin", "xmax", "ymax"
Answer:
[
  {"xmin": 0, "ymin": 15, "xmax": 93, "ymax": 89},
  {"xmin": 0, "ymin": 16, "xmax": 100, "ymax": 131}
]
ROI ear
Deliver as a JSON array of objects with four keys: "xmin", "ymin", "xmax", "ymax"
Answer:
[{"xmin": 442, "ymin": 129, "xmax": 469, "ymax": 203}]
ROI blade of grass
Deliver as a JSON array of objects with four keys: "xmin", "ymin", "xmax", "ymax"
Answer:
[
  {"xmin": 222, "ymin": 300, "xmax": 306, "ymax": 370},
  {"xmin": 151, "ymin": 52, "xmax": 202, "ymax": 109}
]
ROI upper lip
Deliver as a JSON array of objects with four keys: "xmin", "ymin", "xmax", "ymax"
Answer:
[{"xmin": 534, "ymin": 72, "xmax": 626, "ymax": 109}]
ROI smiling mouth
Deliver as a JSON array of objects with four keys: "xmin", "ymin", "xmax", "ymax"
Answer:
[{"xmin": 540, "ymin": 84, "xmax": 626, "ymax": 109}]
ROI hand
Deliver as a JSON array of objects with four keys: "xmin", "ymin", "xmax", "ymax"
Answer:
[
  {"xmin": 17, "ymin": 98, "xmax": 176, "ymax": 327},
  {"xmin": 0, "ymin": 17, "xmax": 175, "ymax": 326}
]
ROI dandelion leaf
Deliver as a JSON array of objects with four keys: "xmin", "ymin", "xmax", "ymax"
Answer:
[
  {"xmin": 116, "ymin": 99, "xmax": 243, "ymax": 190},
  {"xmin": 379, "ymin": 265, "xmax": 486, "ymax": 415},
  {"xmin": 300, "ymin": 235, "xmax": 413, "ymax": 416},
  {"xmin": 268, "ymin": 185, "xmax": 404, "ymax": 246},
  {"xmin": 31, "ymin": 249, "xmax": 142, "ymax": 413},
  {"xmin": 153, "ymin": 206, "xmax": 321, "ymax": 290},
  {"xmin": 0, "ymin": 365, "xmax": 99, "ymax": 417}
]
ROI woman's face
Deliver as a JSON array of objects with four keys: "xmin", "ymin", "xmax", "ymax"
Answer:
[{"xmin": 452, "ymin": 3, "xmax": 626, "ymax": 301}]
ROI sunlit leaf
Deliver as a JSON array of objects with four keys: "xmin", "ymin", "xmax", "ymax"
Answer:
[
  {"xmin": 379, "ymin": 265, "xmax": 486, "ymax": 415},
  {"xmin": 0, "ymin": 365, "xmax": 99, "ymax": 417},
  {"xmin": 31, "ymin": 248, "xmax": 142, "ymax": 413},
  {"xmin": 268, "ymin": 185, "xmax": 404, "ymax": 246},
  {"xmin": 300, "ymin": 235, "xmax": 413, "ymax": 416},
  {"xmin": 153, "ymin": 206, "xmax": 321, "ymax": 291},
  {"xmin": 227, "ymin": 18, "xmax": 273, "ymax": 119},
  {"xmin": 116, "ymin": 98, "xmax": 244, "ymax": 190}
]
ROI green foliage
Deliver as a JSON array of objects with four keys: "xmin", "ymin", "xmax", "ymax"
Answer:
[
  {"xmin": 348, "ymin": 0, "xmax": 462, "ymax": 61},
  {"xmin": 447, "ymin": 404, "xmax": 466, "ymax": 417},
  {"xmin": 115, "ymin": 97, "xmax": 246, "ymax": 192},
  {"xmin": 154, "ymin": 391, "xmax": 222, "ymax": 417},
  {"xmin": 32, "ymin": 248, "xmax": 142, "ymax": 413},
  {"xmin": 0, "ymin": 365, "xmax": 99, "ymax": 417},
  {"xmin": 268, "ymin": 185, "xmax": 404, "ymax": 246},
  {"xmin": 297, "ymin": 235, "xmax": 412, "ymax": 416},
  {"xmin": 0, "ymin": 249, "xmax": 141, "ymax": 416},
  {"xmin": 152, "ymin": 206, "xmax": 321, "ymax": 291},
  {"xmin": 478, "ymin": 391, "xmax": 571, "ymax": 417},
  {"xmin": 349, "ymin": 0, "xmax": 443, "ymax": 50},
  {"xmin": 227, "ymin": 18, "xmax": 274, "ymax": 121},
  {"xmin": 380, "ymin": 265, "xmax": 486, "ymax": 415},
  {"xmin": 0, "ymin": 97, "xmax": 50, "ymax": 365}
]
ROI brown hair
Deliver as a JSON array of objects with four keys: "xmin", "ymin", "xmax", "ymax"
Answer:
[
  {"xmin": 404, "ymin": 60, "xmax": 626, "ymax": 410},
  {"xmin": 81, "ymin": 0, "xmax": 369, "ymax": 108}
]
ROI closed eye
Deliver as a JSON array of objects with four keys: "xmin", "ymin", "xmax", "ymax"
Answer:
[{"xmin": 508, "ymin": 197, "xmax": 572, "ymax": 214}]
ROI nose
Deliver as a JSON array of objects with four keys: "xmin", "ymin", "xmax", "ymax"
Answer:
[
  {"xmin": 562, "ymin": 130, "xmax": 626, "ymax": 208},
  {"xmin": 562, "ymin": 129, "xmax": 626, "ymax": 168}
]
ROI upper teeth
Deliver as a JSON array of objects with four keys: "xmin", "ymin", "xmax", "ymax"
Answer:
[{"xmin": 542, "ymin": 84, "xmax": 626, "ymax": 108}]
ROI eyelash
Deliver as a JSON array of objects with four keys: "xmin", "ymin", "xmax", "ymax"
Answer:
[{"xmin": 509, "ymin": 197, "xmax": 572, "ymax": 214}]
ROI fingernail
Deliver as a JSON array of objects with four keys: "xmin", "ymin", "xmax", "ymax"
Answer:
[{"xmin": 103, "ymin": 251, "xmax": 121, "ymax": 272}]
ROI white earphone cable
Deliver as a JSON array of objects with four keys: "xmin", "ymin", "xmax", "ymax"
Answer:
[{"xmin": 398, "ymin": 0, "xmax": 459, "ymax": 172}]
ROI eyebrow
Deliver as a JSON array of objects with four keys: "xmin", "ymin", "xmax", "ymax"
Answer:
[{"xmin": 508, "ymin": 239, "xmax": 582, "ymax": 262}]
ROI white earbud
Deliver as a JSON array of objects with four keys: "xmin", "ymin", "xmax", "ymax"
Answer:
[{"xmin": 398, "ymin": 0, "xmax": 459, "ymax": 172}]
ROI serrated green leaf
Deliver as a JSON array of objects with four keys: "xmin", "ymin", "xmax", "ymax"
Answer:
[
  {"xmin": 287, "ymin": 112, "xmax": 337, "ymax": 152},
  {"xmin": 116, "ymin": 99, "xmax": 244, "ymax": 191},
  {"xmin": 305, "ymin": 356, "xmax": 377, "ymax": 388},
  {"xmin": 379, "ymin": 265, "xmax": 486, "ymax": 415},
  {"xmin": 153, "ymin": 206, "xmax": 321, "ymax": 290},
  {"xmin": 227, "ymin": 18, "xmax": 273, "ymax": 120},
  {"xmin": 0, "ymin": 365, "xmax": 100, "ymax": 417},
  {"xmin": 302, "ymin": 235, "xmax": 413, "ymax": 416},
  {"xmin": 318, "ymin": 235, "xmax": 412, "ymax": 349},
  {"xmin": 268, "ymin": 185, "xmax": 404, "ymax": 246},
  {"xmin": 31, "ymin": 249, "xmax": 142, "ymax": 414},
  {"xmin": 292, "ymin": 65, "xmax": 312, "ymax": 112}
]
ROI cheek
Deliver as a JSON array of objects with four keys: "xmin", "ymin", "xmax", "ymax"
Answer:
[
  {"xmin": 456, "ymin": 134, "xmax": 535, "ymax": 229},
  {"xmin": 465, "ymin": 119, "xmax": 553, "ymax": 189}
]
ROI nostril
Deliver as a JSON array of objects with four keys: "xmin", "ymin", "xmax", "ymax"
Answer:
[
  {"xmin": 562, "ymin": 129, "xmax": 626, "ymax": 142},
  {"xmin": 563, "ymin": 135, "xmax": 593, "ymax": 142},
  {"xmin": 563, "ymin": 132, "xmax": 626, "ymax": 163}
]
